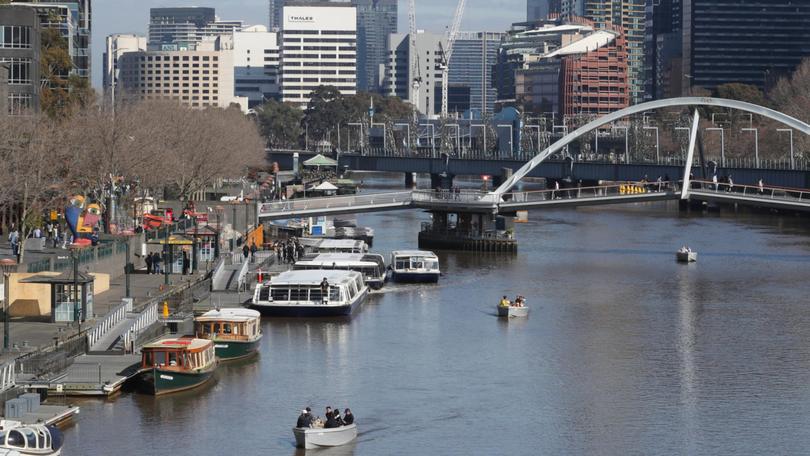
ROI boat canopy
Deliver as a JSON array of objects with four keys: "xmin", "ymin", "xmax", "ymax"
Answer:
[
  {"xmin": 270, "ymin": 270, "xmax": 362, "ymax": 286},
  {"xmin": 196, "ymin": 308, "xmax": 261, "ymax": 323},
  {"xmin": 142, "ymin": 337, "xmax": 212, "ymax": 351},
  {"xmin": 315, "ymin": 239, "xmax": 368, "ymax": 252},
  {"xmin": 391, "ymin": 250, "xmax": 438, "ymax": 259},
  {"xmin": 296, "ymin": 253, "xmax": 383, "ymax": 268}
]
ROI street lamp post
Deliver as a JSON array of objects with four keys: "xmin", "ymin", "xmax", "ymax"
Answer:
[
  {"xmin": 525, "ymin": 125, "xmax": 541, "ymax": 156},
  {"xmin": 124, "ymin": 240, "xmax": 131, "ymax": 298},
  {"xmin": 419, "ymin": 124, "xmax": 435, "ymax": 157},
  {"xmin": 643, "ymin": 126, "xmax": 660, "ymax": 163},
  {"xmin": 72, "ymin": 247, "xmax": 80, "ymax": 333},
  {"xmin": 776, "ymin": 128, "xmax": 795, "ymax": 169},
  {"xmin": 163, "ymin": 223, "xmax": 170, "ymax": 286},
  {"xmin": 741, "ymin": 128, "xmax": 760, "ymax": 167},
  {"xmin": 394, "ymin": 123, "xmax": 411, "ymax": 154},
  {"xmin": 706, "ymin": 127, "xmax": 725, "ymax": 167}
]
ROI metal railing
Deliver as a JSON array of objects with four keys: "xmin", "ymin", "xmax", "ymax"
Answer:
[
  {"xmin": 0, "ymin": 362, "xmax": 15, "ymax": 393},
  {"xmin": 86, "ymin": 298, "xmax": 132, "ymax": 350},
  {"xmin": 411, "ymin": 189, "xmax": 496, "ymax": 204},
  {"xmin": 690, "ymin": 180, "xmax": 810, "ymax": 202},
  {"xmin": 258, "ymin": 191, "xmax": 413, "ymax": 216},
  {"xmin": 121, "ymin": 300, "xmax": 159, "ymax": 352},
  {"xmin": 501, "ymin": 181, "xmax": 679, "ymax": 204},
  {"xmin": 26, "ymin": 239, "xmax": 130, "ymax": 273},
  {"xmin": 15, "ymin": 333, "xmax": 87, "ymax": 377}
]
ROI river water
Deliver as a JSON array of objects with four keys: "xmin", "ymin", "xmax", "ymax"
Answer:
[{"xmin": 63, "ymin": 184, "xmax": 810, "ymax": 455}]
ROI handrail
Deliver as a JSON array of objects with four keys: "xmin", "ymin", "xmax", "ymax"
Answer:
[
  {"xmin": 122, "ymin": 300, "xmax": 160, "ymax": 352},
  {"xmin": 500, "ymin": 181, "xmax": 679, "ymax": 203},
  {"xmin": 258, "ymin": 191, "xmax": 413, "ymax": 216},
  {"xmin": 0, "ymin": 362, "xmax": 15, "ymax": 393},
  {"xmin": 236, "ymin": 256, "xmax": 250, "ymax": 291},
  {"xmin": 86, "ymin": 298, "xmax": 132, "ymax": 349},
  {"xmin": 690, "ymin": 179, "xmax": 810, "ymax": 201}
]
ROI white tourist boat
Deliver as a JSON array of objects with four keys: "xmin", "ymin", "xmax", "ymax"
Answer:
[
  {"xmin": 294, "ymin": 253, "xmax": 387, "ymax": 289},
  {"xmin": 313, "ymin": 239, "xmax": 368, "ymax": 254},
  {"xmin": 0, "ymin": 420, "xmax": 62, "ymax": 455},
  {"xmin": 676, "ymin": 247, "xmax": 697, "ymax": 263},
  {"xmin": 251, "ymin": 270, "xmax": 368, "ymax": 317},
  {"xmin": 497, "ymin": 305, "xmax": 530, "ymax": 318},
  {"xmin": 389, "ymin": 250, "xmax": 440, "ymax": 283},
  {"xmin": 293, "ymin": 424, "xmax": 357, "ymax": 449}
]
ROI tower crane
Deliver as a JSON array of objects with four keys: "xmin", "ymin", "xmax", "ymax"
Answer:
[
  {"xmin": 439, "ymin": 0, "xmax": 467, "ymax": 118},
  {"xmin": 408, "ymin": 0, "xmax": 421, "ymax": 122}
]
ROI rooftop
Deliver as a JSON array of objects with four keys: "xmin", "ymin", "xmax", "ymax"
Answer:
[
  {"xmin": 142, "ymin": 336, "xmax": 212, "ymax": 351},
  {"xmin": 272, "ymin": 269, "xmax": 361, "ymax": 286}
]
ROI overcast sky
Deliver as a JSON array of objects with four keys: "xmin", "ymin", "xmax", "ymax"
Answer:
[{"xmin": 90, "ymin": 0, "xmax": 523, "ymax": 88}]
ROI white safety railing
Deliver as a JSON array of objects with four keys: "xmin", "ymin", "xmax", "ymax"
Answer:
[
  {"xmin": 258, "ymin": 191, "xmax": 413, "ymax": 217},
  {"xmin": 86, "ymin": 298, "xmax": 132, "ymax": 349},
  {"xmin": 236, "ymin": 257, "xmax": 250, "ymax": 291},
  {"xmin": 690, "ymin": 180, "xmax": 810, "ymax": 202},
  {"xmin": 0, "ymin": 362, "xmax": 15, "ymax": 392},
  {"xmin": 500, "ymin": 181, "xmax": 679, "ymax": 205},
  {"xmin": 122, "ymin": 300, "xmax": 160, "ymax": 352}
]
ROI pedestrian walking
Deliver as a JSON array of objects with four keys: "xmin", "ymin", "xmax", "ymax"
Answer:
[
  {"xmin": 8, "ymin": 228, "xmax": 19, "ymax": 259},
  {"xmin": 249, "ymin": 242, "xmax": 257, "ymax": 263},
  {"xmin": 145, "ymin": 252, "xmax": 153, "ymax": 274},
  {"xmin": 182, "ymin": 250, "xmax": 190, "ymax": 275}
]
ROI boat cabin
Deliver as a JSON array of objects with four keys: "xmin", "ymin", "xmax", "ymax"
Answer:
[
  {"xmin": 141, "ymin": 337, "xmax": 215, "ymax": 371},
  {"xmin": 390, "ymin": 250, "xmax": 440, "ymax": 273},
  {"xmin": 313, "ymin": 239, "xmax": 368, "ymax": 254},
  {"xmin": 0, "ymin": 422, "xmax": 58, "ymax": 454},
  {"xmin": 195, "ymin": 309, "xmax": 262, "ymax": 341},
  {"xmin": 254, "ymin": 270, "xmax": 365, "ymax": 305},
  {"xmin": 293, "ymin": 253, "xmax": 386, "ymax": 288}
]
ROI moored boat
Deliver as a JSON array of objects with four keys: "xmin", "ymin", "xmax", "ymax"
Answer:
[
  {"xmin": 137, "ymin": 337, "xmax": 217, "ymax": 395},
  {"xmin": 0, "ymin": 420, "xmax": 63, "ymax": 455},
  {"xmin": 251, "ymin": 270, "xmax": 368, "ymax": 317},
  {"xmin": 293, "ymin": 424, "xmax": 357, "ymax": 450},
  {"xmin": 294, "ymin": 253, "xmax": 387, "ymax": 290},
  {"xmin": 314, "ymin": 239, "xmax": 368, "ymax": 254},
  {"xmin": 389, "ymin": 250, "xmax": 440, "ymax": 283},
  {"xmin": 195, "ymin": 308, "xmax": 262, "ymax": 360}
]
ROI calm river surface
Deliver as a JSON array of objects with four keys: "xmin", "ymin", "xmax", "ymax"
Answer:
[{"xmin": 63, "ymin": 182, "xmax": 810, "ymax": 455}]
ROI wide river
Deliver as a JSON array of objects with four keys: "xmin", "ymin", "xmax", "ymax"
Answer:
[{"xmin": 63, "ymin": 179, "xmax": 810, "ymax": 455}]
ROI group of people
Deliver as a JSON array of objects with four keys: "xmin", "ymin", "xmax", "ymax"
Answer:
[
  {"xmin": 499, "ymin": 295, "xmax": 526, "ymax": 307},
  {"xmin": 241, "ymin": 242, "xmax": 258, "ymax": 263},
  {"xmin": 272, "ymin": 238, "xmax": 304, "ymax": 264},
  {"xmin": 144, "ymin": 250, "xmax": 192, "ymax": 275},
  {"xmin": 296, "ymin": 406, "xmax": 354, "ymax": 429}
]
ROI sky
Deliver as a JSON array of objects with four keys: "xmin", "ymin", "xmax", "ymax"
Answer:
[{"xmin": 90, "ymin": 0, "xmax": 524, "ymax": 89}]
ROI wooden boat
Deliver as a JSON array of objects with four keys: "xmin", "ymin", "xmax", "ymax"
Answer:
[
  {"xmin": 497, "ymin": 305, "xmax": 530, "ymax": 318},
  {"xmin": 194, "ymin": 308, "xmax": 262, "ymax": 360},
  {"xmin": 676, "ymin": 249, "xmax": 697, "ymax": 263},
  {"xmin": 251, "ymin": 270, "xmax": 368, "ymax": 317},
  {"xmin": 389, "ymin": 250, "xmax": 440, "ymax": 283},
  {"xmin": 293, "ymin": 424, "xmax": 357, "ymax": 449},
  {"xmin": 137, "ymin": 337, "xmax": 217, "ymax": 395},
  {"xmin": 0, "ymin": 420, "xmax": 63, "ymax": 455}
]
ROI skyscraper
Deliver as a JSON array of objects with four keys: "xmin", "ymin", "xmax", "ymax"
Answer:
[
  {"xmin": 584, "ymin": 0, "xmax": 646, "ymax": 104},
  {"xmin": 149, "ymin": 7, "xmax": 242, "ymax": 51},
  {"xmin": 527, "ymin": 0, "xmax": 584, "ymax": 21},
  {"xmin": 644, "ymin": 0, "xmax": 681, "ymax": 99},
  {"xmin": 448, "ymin": 32, "xmax": 505, "ymax": 114},
  {"xmin": 0, "ymin": 5, "xmax": 41, "ymax": 115},
  {"xmin": 354, "ymin": 0, "xmax": 396, "ymax": 93},
  {"xmin": 680, "ymin": 0, "xmax": 810, "ymax": 94},
  {"xmin": 103, "ymin": 34, "xmax": 147, "ymax": 96}
]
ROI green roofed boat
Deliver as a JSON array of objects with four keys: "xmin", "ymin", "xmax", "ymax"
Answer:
[
  {"xmin": 195, "ymin": 308, "xmax": 263, "ymax": 360},
  {"xmin": 136, "ymin": 337, "xmax": 217, "ymax": 395}
]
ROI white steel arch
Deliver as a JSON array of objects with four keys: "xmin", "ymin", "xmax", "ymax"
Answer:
[{"xmin": 492, "ymin": 97, "xmax": 810, "ymax": 196}]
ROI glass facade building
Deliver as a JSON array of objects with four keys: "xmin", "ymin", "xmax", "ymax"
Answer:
[
  {"xmin": 0, "ymin": 5, "xmax": 41, "ymax": 115},
  {"xmin": 149, "ymin": 7, "xmax": 242, "ymax": 51},
  {"xmin": 354, "ymin": 0, "xmax": 396, "ymax": 93}
]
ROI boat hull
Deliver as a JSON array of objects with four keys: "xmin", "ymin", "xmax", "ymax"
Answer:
[
  {"xmin": 676, "ymin": 251, "xmax": 697, "ymax": 262},
  {"xmin": 293, "ymin": 424, "xmax": 357, "ymax": 449},
  {"xmin": 391, "ymin": 271, "xmax": 439, "ymax": 283},
  {"xmin": 251, "ymin": 289, "xmax": 367, "ymax": 317},
  {"xmin": 136, "ymin": 365, "xmax": 216, "ymax": 396},
  {"xmin": 497, "ymin": 305, "xmax": 530, "ymax": 318},
  {"xmin": 212, "ymin": 337, "xmax": 261, "ymax": 360}
]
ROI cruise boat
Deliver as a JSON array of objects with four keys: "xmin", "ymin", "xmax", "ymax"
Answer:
[
  {"xmin": 136, "ymin": 337, "xmax": 218, "ymax": 395},
  {"xmin": 313, "ymin": 239, "xmax": 368, "ymax": 254},
  {"xmin": 389, "ymin": 250, "xmax": 440, "ymax": 283},
  {"xmin": 294, "ymin": 253, "xmax": 387, "ymax": 290},
  {"xmin": 251, "ymin": 270, "xmax": 368, "ymax": 317},
  {"xmin": 194, "ymin": 308, "xmax": 263, "ymax": 360},
  {"xmin": 0, "ymin": 420, "xmax": 62, "ymax": 455}
]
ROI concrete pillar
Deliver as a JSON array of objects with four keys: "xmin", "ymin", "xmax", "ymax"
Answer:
[
  {"xmin": 405, "ymin": 172, "xmax": 416, "ymax": 188},
  {"xmin": 430, "ymin": 173, "xmax": 454, "ymax": 190}
]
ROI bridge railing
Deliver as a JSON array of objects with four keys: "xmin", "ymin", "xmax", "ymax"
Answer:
[
  {"xmin": 411, "ymin": 189, "xmax": 495, "ymax": 204},
  {"xmin": 690, "ymin": 180, "xmax": 810, "ymax": 201},
  {"xmin": 501, "ymin": 181, "xmax": 679, "ymax": 204},
  {"xmin": 258, "ymin": 191, "xmax": 414, "ymax": 216}
]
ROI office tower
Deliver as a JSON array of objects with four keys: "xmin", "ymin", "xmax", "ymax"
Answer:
[
  {"xmin": 280, "ymin": 3, "xmax": 357, "ymax": 107},
  {"xmin": 103, "ymin": 34, "xmax": 147, "ymax": 96},
  {"xmin": 680, "ymin": 0, "xmax": 810, "ymax": 94},
  {"xmin": 0, "ymin": 4, "xmax": 41, "ymax": 114},
  {"xmin": 385, "ymin": 31, "xmax": 446, "ymax": 116},
  {"xmin": 148, "ymin": 7, "xmax": 242, "ymax": 51},
  {"xmin": 446, "ymin": 32, "xmax": 505, "ymax": 114},
  {"xmin": 643, "ymin": 0, "xmax": 681, "ymax": 99},
  {"xmin": 527, "ymin": 0, "xmax": 584, "ymax": 21},
  {"xmin": 222, "ymin": 25, "xmax": 280, "ymax": 108},
  {"xmin": 354, "ymin": 0, "xmax": 396, "ymax": 92},
  {"xmin": 584, "ymin": 0, "xmax": 645, "ymax": 104}
]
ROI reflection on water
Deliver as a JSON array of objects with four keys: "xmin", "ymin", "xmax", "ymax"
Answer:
[{"xmin": 63, "ymin": 200, "xmax": 810, "ymax": 455}]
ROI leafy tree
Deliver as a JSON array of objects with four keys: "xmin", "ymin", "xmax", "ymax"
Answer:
[
  {"xmin": 304, "ymin": 85, "xmax": 349, "ymax": 144},
  {"xmin": 256, "ymin": 99, "xmax": 304, "ymax": 149}
]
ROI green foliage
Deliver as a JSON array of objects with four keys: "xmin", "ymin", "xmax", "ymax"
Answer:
[{"xmin": 256, "ymin": 99, "xmax": 304, "ymax": 149}]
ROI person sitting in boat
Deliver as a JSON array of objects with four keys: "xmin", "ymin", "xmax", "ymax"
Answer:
[
  {"xmin": 333, "ymin": 409, "xmax": 345, "ymax": 426},
  {"xmin": 513, "ymin": 295, "xmax": 524, "ymax": 307},
  {"xmin": 343, "ymin": 408, "xmax": 354, "ymax": 425},
  {"xmin": 679, "ymin": 245, "xmax": 688, "ymax": 253},
  {"xmin": 325, "ymin": 409, "xmax": 340, "ymax": 428},
  {"xmin": 297, "ymin": 407, "xmax": 314, "ymax": 428},
  {"xmin": 499, "ymin": 296, "xmax": 511, "ymax": 307}
]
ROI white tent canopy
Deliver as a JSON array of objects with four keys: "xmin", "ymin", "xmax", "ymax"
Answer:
[{"xmin": 308, "ymin": 181, "xmax": 339, "ymax": 191}]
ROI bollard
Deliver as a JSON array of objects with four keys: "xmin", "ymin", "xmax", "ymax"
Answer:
[
  {"xmin": 162, "ymin": 302, "xmax": 169, "ymax": 318},
  {"xmin": 258, "ymin": 269, "xmax": 263, "ymax": 283}
]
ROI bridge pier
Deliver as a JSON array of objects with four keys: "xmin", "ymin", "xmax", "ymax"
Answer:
[
  {"xmin": 418, "ymin": 210, "xmax": 517, "ymax": 253},
  {"xmin": 430, "ymin": 173, "xmax": 454, "ymax": 190},
  {"xmin": 404, "ymin": 172, "xmax": 416, "ymax": 188}
]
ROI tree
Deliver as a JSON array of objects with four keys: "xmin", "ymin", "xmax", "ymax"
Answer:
[
  {"xmin": 256, "ymin": 99, "xmax": 304, "ymax": 149},
  {"xmin": 39, "ymin": 26, "xmax": 94, "ymax": 118},
  {"xmin": 716, "ymin": 83, "xmax": 767, "ymax": 107},
  {"xmin": 304, "ymin": 86, "xmax": 348, "ymax": 144}
]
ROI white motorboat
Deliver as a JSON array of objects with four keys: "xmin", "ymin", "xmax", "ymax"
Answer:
[
  {"xmin": 497, "ymin": 305, "xmax": 530, "ymax": 318},
  {"xmin": 0, "ymin": 420, "xmax": 62, "ymax": 455},
  {"xmin": 251, "ymin": 270, "xmax": 368, "ymax": 317},
  {"xmin": 389, "ymin": 250, "xmax": 440, "ymax": 283},
  {"xmin": 294, "ymin": 253, "xmax": 387, "ymax": 290},
  {"xmin": 676, "ymin": 247, "xmax": 697, "ymax": 263},
  {"xmin": 293, "ymin": 424, "xmax": 357, "ymax": 449}
]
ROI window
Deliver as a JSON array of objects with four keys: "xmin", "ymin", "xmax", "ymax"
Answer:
[
  {"xmin": 0, "ymin": 58, "xmax": 31, "ymax": 84},
  {"xmin": 8, "ymin": 94, "xmax": 32, "ymax": 116}
]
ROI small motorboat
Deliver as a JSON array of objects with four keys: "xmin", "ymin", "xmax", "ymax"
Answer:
[
  {"xmin": 0, "ymin": 420, "xmax": 63, "ymax": 455},
  {"xmin": 497, "ymin": 305, "xmax": 530, "ymax": 318},
  {"xmin": 676, "ymin": 246, "xmax": 697, "ymax": 263},
  {"xmin": 293, "ymin": 424, "xmax": 357, "ymax": 450}
]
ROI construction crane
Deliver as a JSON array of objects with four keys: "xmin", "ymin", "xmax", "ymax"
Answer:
[
  {"xmin": 439, "ymin": 0, "xmax": 467, "ymax": 118},
  {"xmin": 408, "ymin": 0, "xmax": 421, "ymax": 122}
]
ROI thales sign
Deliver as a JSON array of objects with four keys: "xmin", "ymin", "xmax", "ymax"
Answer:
[{"xmin": 289, "ymin": 15, "xmax": 314, "ymax": 22}]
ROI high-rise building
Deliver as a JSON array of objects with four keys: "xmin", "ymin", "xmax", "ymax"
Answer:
[
  {"xmin": 385, "ymin": 31, "xmax": 446, "ymax": 116},
  {"xmin": 680, "ymin": 0, "xmax": 810, "ymax": 94},
  {"xmin": 0, "ymin": 4, "xmax": 41, "ymax": 115},
  {"xmin": 354, "ymin": 0, "xmax": 396, "ymax": 93},
  {"xmin": 644, "ymin": 0, "xmax": 681, "ymax": 99},
  {"xmin": 447, "ymin": 32, "xmax": 505, "ymax": 114},
  {"xmin": 148, "ymin": 7, "xmax": 242, "ymax": 51},
  {"xmin": 219, "ymin": 25, "xmax": 280, "ymax": 108},
  {"xmin": 280, "ymin": 3, "xmax": 357, "ymax": 107},
  {"xmin": 584, "ymin": 0, "xmax": 645, "ymax": 104},
  {"xmin": 103, "ymin": 34, "xmax": 146, "ymax": 97},
  {"xmin": 0, "ymin": 63, "xmax": 7, "ymax": 117},
  {"xmin": 527, "ymin": 0, "xmax": 584, "ymax": 21}
]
